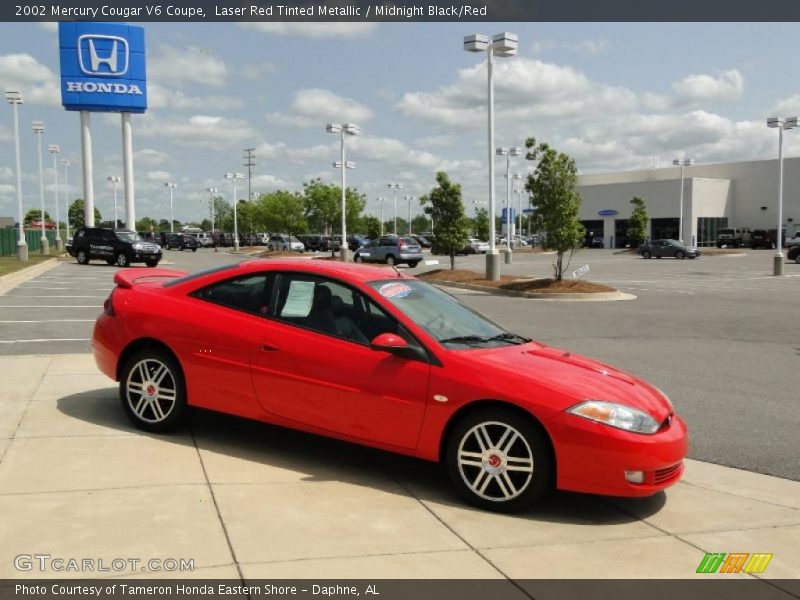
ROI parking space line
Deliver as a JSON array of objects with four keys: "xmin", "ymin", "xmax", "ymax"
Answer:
[
  {"xmin": 0, "ymin": 338, "xmax": 91, "ymax": 344},
  {"xmin": 5, "ymin": 295, "xmax": 107, "ymax": 299},
  {"xmin": 0, "ymin": 305, "xmax": 101, "ymax": 308},
  {"xmin": 0, "ymin": 320, "xmax": 95, "ymax": 323}
]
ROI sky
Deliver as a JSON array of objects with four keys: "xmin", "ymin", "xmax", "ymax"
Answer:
[{"xmin": 1, "ymin": 21, "xmax": 800, "ymax": 226}]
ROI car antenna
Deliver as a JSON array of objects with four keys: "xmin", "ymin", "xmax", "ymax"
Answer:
[{"xmin": 392, "ymin": 265, "xmax": 402, "ymax": 278}]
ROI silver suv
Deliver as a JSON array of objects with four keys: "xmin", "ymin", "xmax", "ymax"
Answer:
[{"xmin": 353, "ymin": 236, "xmax": 423, "ymax": 268}]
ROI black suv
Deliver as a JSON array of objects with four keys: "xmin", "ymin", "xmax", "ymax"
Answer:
[
  {"xmin": 164, "ymin": 232, "xmax": 199, "ymax": 251},
  {"xmin": 68, "ymin": 228, "xmax": 162, "ymax": 267}
]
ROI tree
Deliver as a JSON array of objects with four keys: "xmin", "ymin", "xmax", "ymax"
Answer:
[
  {"xmin": 302, "ymin": 178, "xmax": 366, "ymax": 234},
  {"xmin": 628, "ymin": 196, "xmax": 649, "ymax": 247},
  {"xmin": 424, "ymin": 172, "xmax": 470, "ymax": 270},
  {"xmin": 136, "ymin": 216, "xmax": 158, "ymax": 232},
  {"xmin": 362, "ymin": 215, "xmax": 381, "ymax": 239},
  {"xmin": 524, "ymin": 137, "xmax": 584, "ymax": 281},
  {"xmin": 24, "ymin": 209, "xmax": 52, "ymax": 227},
  {"xmin": 68, "ymin": 199, "xmax": 101, "ymax": 229},
  {"xmin": 473, "ymin": 207, "xmax": 490, "ymax": 241},
  {"xmin": 411, "ymin": 214, "xmax": 430, "ymax": 234},
  {"xmin": 255, "ymin": 191, "xmax": 308, "ymax": 234},
  {"xmin": 210, "ymin": 197, "xmax": 233, "ymax": 232}
]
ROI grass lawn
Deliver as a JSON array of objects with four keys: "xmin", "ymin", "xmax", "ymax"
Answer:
[{"xmin": 0, "ymin": 253, "xmax": 58, "ymax": 278}]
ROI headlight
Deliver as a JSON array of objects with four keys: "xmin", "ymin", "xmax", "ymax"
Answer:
[
  {"xmin": 567, "ymin": 400, "xmax": 660, "ymax": 435},
  {"xmin": 133, "ymin": 243, "xmax": 144, "ymax": 250}
]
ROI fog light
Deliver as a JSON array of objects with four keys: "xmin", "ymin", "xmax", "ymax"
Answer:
[{"xmin": 625, "ymin": 470, "xmax": 645, "ymax": 484}]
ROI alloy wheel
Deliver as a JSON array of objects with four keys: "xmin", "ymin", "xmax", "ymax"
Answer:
[{"xmin": 125, "ymin": 358, "xmax": 178, "ymax": 424}]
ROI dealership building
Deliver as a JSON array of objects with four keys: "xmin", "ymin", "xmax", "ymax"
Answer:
[{"xmin": 575, "ymin": 157, "xmax": 800, "ymax": 247}]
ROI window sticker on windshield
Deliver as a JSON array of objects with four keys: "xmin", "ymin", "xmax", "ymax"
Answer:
[
  {"xmin": 281, "ymin": 280, "xmax": 315, "ymax": 317},
  {"xmin": 379, "ymin": 282, "xmax": 413, "ymax": 299}
]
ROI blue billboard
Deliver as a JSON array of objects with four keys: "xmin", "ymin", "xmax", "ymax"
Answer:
[
  {"xmin": 59, "ymin": 23, "xmax": 147, "ymax": 113},
  {"xmin": 501, "ymin": 207, "xmax": 516, "ymax": 221}
]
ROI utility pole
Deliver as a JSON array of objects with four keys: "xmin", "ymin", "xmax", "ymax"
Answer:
[{"xmin": 243, "ymin": 148, "xmax": 255, "ymax": 204}]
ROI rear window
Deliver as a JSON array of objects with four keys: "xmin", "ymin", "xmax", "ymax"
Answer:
[
  {"xmin": 163, "ymin": 264, "xmax": 238, "ymax": 288},
  {"xmin": 401, "ymin": 237, "xmax": 418, "ymax": 245}
]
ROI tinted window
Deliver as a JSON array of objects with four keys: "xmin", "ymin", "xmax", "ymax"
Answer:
[
  {"xmin": 192, "ymin": 273, "xmax": 275, "ymax": 315},
  {"xmin": 164, "ymin": 264, "xmax": 239, "ymax": 288}
]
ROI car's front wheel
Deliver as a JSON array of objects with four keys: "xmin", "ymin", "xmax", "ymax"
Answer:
[
  {"xmin": 354, "ymin": 254, "xmax": 364, "ymax": 263},
  {"xmin": 642, "ymin": 250, "xmax": 651, "ymax": 259},
  {"xmin": 76, "ymin": 249, "xmax": 89, "ymax": 265},
  {"xmin": 407, "ymin": 261, "xmax": 419, "ymax": 268},
  {"xmin": 446, "ymin": 408, "xmax": 552, "ymax": 512},
  {"xmin": 675, "ymin": 250, "xmax": 685, "ymax": 259},
  {"xmin": 385, "ymin": 255, "xmax": 396, "ymax": 266},
  {"xmin": 115, "ymin": 253, "xmax": 130, "ymax": 267},
  {"xmin": 120, "ymin": 349, "xmax": 188, "ymax": 433}
]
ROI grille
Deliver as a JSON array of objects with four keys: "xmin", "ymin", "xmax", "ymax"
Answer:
[{"xmin": 654, "ymin": 462, "xmax": 682, "ymax": 484}]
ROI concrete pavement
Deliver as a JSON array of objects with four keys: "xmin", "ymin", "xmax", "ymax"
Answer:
[{"xmin": 0, "ymin": 354, "xmax": 798, "ymax": 589}]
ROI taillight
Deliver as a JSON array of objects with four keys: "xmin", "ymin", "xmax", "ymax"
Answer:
[
  {"xmin": 103, "ymin": 291, "xmax": 116, "ymax": 317},
  {"xmin": 398, "ymin": 239, "xmax": 406, "ymax": 249}
]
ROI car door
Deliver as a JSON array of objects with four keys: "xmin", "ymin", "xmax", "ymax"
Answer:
[{"xmin": 250, "ymin": 272, "xmax": 431, "ymax": 450}]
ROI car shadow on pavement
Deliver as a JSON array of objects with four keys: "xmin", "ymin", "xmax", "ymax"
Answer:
[{"xmin": 57, "ymin": 389, "xmax": 667, "ymax": 524}]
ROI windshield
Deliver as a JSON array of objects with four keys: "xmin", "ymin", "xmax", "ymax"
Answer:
[
  {"xmin": 368, "ymin": 279, "xmax": 529, "ymax": 349},
  {"xmin": 116, "ymin": 231, "xmax": 142, "ymax": 242}
]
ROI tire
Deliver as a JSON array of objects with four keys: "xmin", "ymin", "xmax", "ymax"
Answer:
[
  {"xmin": 120, "ymin": 348, "xmax": 188, "ymax": 433},
  {"xmin": 354, "ymin": 254, "xmax": 364, "ymax": 263},
  {"xmin": 165, "ymin": 244, "xmax": 171, "ymax": 251},
  {"xmin": 642, "ymin": 250, "xmax": 651, "ymax": 259},
  {"xmin": 675, "ymin": 250, "xmax": 685, "ymax": 259},
  {"xmin": 145, "ymin": 259, "xmax": 160, "ymax": 268},
  {"xmin": 191, "ymin": 248, "xmax": 197, "ymax": 252},
  {"xmin": 795, "ymin": 255, "xmax": 800, "ymax": 264},
  {"xmin": 407, "ymin": 261, "xmax": 419, "ymax": 268},
  {"xmin": 115, "ymin": 253, "xmax": 130, "ymax": 267},
  {"xmin": 716, "ymin": 243, "xmax": 722, "ymax": 249},
  {"xmin": 76, "ymin": 249, "xmax": 89, "ymax": 265},
  {"xmin": 446, "ymin": 408, "xmax": 552, "ymax": 512},
  {"xmin": 385, "ymin": 255, "xmax": 396, "ymax": 266}
]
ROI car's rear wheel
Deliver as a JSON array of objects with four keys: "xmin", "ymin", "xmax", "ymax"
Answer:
[
  {"xmin": 795, "ymin": 255, "xmax": 800, "ymax": 264},
  {"xmin": 642, "ymin": 250, "xmax": 651, "ymax": 259},
  {"xmin": 115, "ymin": 253, "xmax": 130, "ymax": 267},
  {"xmin": 191, "ymin": 248, "xmax": 197, "ymax": 252},
  {"xmin": 408, "ymin": 261, "xmax": 419, "ymax": 268},
  {"xmin": 76, "ymin": 249, "xmax": 89, "ymax": 265},
  {"xmin": 385, "ymin": 255, "xmax": 396, "ymax": 266},
  {"xmin": 446, "ymin": 408, "xmax": 552, "ymax": 512},
  {"xmin": 354, "ymin": 254, "xmax": 364, "ymax": 263},
  {"xmin": 120, "ymin": 349, "xmax": 187, "ymax": 433},
  {"xmin": 675, "ymin": 250, "xmax": 685, "ymax": 259}
]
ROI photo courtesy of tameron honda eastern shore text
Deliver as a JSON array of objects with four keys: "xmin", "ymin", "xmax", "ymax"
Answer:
[{"xmin": 92, "ymin": 260, "xmax": 687, "ymax": 512}]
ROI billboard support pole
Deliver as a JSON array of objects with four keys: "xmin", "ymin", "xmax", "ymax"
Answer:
[
  {"xmin": 80, "ymin": 110, "xmax": 95, "ymax": 227},
  {"xmin": 121, "ymin": 112, "xmax": 135, "ymax": 229}
]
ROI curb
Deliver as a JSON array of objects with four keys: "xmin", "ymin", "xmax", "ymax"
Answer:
[
  {"xmin": 430, "ymin": 280, "xmax": 636, "ymax": 301},
  {"xmin": 0, "ymin": 258, "xmax": 60, "ymax": 296}
]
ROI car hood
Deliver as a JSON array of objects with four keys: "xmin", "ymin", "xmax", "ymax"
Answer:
[{"xmin": 460, "ymin": 342, "xmax": 672, "ymax": 422}]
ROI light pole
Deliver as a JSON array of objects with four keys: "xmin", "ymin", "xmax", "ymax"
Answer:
[
  {"xmin": 61, "ymin": 159, "xmax": 70, "ymax": 243},
  {"xmin": 224, "ymin": 173, "xmax": 244, "ymax": 251},
  {"xmin": 164, "ymin": 182, "xmax": 177, "ymax": 232},
  {"xmin": 32, "ymin": 121, "xmax": 48, "ymax": 255},
  {"xmin": 327, "ymin": 123, "xmax": 360, "ymax": 261},
  {"xmin": 672, "ymin": 157, "xmax": 694, "ymax": 243},
  {"xmin": 497, "ymin": 146, "xmax": 522, "ymax": 262},
  {"xmin": 767, "ymin": 116, "xmax": 798, "ymax": 276},
  {"xmin": 404, "ymin": 195, "xmax": 415, "ymax": 234},
  {"xmin": 48, "ymin": 145, "xmax": 63, "ymax": 251},
  {"xmin": 107, "ymin": 176, "xmax": 120, "ymax": 229},
  {"xmin": 207, "ymin": 187, "xmax": 218, "ymax": 251},
  {"xmin": 387, "ymin": 183, "xmax": 403, "ymax": 235},
  {"xmin": 377, "ymin": 197, "xmax": 387, "ymax": 236},
  {"xmin": 464, "ymin": 32, "xmax": 519, "ymax": 280},
  {"xmin": 5, "ymin": 91, "xmax": 27, "ymax": 261},
  {"xmin": 510, "ymin": 173, "xmax": 523, "ymax": 238}
]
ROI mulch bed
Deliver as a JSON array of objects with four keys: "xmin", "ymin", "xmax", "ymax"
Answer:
[
  {"xmin": 417, "ymin": 269, "xmax": 616, "ymax": 294},
  {"xmin": 252, "ymin": 250, "xmax": 308, "ymax": 258}
]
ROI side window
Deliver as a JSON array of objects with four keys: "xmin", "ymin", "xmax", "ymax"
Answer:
[{"xmin": 192, "ymin": 273, "xmax": 275, "ymax": 315}]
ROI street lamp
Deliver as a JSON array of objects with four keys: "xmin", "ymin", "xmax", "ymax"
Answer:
[
  {"xmin": 61, "ymin": 159, "xmax": 70, "ymax": 243},
  {"xmin": 107, "ymin": 176, "xmax": 120, "ymax": 229},
  {"xmin": 5, "ymin": 90, "xmax": 27, "ymax": 261},
  {"xmin": 510, "ymin": 173, "xmax": 523, "ymax": 239},
  {"xmin": 224, "ymin": 173, "xmax": 244, "ymax": 251},
  {"xmin": 327, "ymin": 122, "xmax": 360, "ymax": 261},
  {"xmin": 32, "ymin": 120, "xmax": 48, "ymax": 255},
  {"xmin": 207, "ymin": 187, "xmax": 218, "ymax": 252},
  {"xmin": 497, "ymin": 146, "xmax": 522, "ymax": 262},
  {"xmin": 48, "ymin": 145, "xmax": 63, "ymax": 251},
  {"xmin": 404, "ymin": 195, "xmax": 415, "ymax": 234},
  {"xmin": 377, "ymin": 197, "xmax": 387, "ymax": 236},
  {"xmin": 164, "ymin": 182, "xmax": 177, "ymax": 233},
  {"xmin": 767, "ymin": 116, "xmax": 798, "ymax": 276},
  {"xmin": 387, "ymin": 183, "xmax": 404, "ymax": 235},
  {"xmin": 672, "ymin": 157, "xmax": 694, "ymax": 243},
  {"xmin": 465, "ymin": 32, "xmax": 519, "ymax": 280}
]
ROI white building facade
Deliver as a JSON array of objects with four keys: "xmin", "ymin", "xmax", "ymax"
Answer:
[{"xmin": 575, "ymin": 157, "xmax": 800, "ymax": 247}]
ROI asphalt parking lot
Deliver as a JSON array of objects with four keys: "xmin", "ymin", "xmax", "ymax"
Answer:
[{"xmin": 1, "ymin": 247, "xmax": 798, "ymax": 481}]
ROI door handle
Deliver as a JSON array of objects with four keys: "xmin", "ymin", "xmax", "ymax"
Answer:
[{"xmin": 258, "ymin": 343, "xmax": 280, "ymax": 352}]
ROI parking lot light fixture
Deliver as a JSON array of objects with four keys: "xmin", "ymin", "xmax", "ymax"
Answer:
[
  {"xmin": 497, "ymin": 147, "xmax": 522, "ymax": 261},
  {"xmin": 60, "ymin": 159, "xmax": 70, "ymax": 243},
  {"xmin": 377, "ymin": 197, "xmax": 387, "ymax": 236},
  {"xmin": 32, "ymin": 120, "xmax": 49, "ymax": 255},
  {"xmin": 404, "ymin": 196, "xmax": 416, "ymax": 234},
  {"xmin": 164, "ymin": 182, "xmax": 177, "ymax": 233},
  {"xmin": 107, "ymin": 176, "xmax": 121, "ymax": 229},
  {"xmin": 206, "ymin": 187, "xmax": 218, "ymax": 252},
  {"xmin": 767, "ymin": 116, "xmax": 798, "ymax": 275},
  {"xmin": 387, "ymin": 183, "xmax": 403, "ymax": 235},
  {"xmin": 464, "ymin": 32, "xmax": 518, "ymax": 280},
  {"xmin": 48, "ymin": 145, "xmax": 63, "ymax": 251},
  {"xmin": 672, "ymin": 157, "xmax": 694, "ymax": 243},
  {"xmin": 327, "ymin": 123, "xmax": 359, "ymax": 261},
  {"xmin": 5, "ymin": 91, "xmax": 27, "ymax": 261},
  {"xmin": 224, "ymin": 173, "xmax": 245, "ymax": 251}
]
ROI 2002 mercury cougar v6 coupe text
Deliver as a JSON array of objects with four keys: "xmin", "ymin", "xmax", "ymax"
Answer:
[{"xmin": 92, "ymin": 260, "xmax": 687, "ymax": 511}]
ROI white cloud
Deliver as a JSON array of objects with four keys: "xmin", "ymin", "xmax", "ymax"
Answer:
[
  {"xmin": 239, "ymin": 22, "xmax": 377, "ymax": 39},
  {"xmin": 0, "ymin": 183, "xmax": 16, "ymax": 195},
  {"xmin": 135, "ymin": 149, "xmax": 170, "ymax": 166},
  {"xmin": 255, "ymin": 141, "xmax": 333, "ymax": 164},
  {"xmin": 414, "ymin": 135, "xmax": 456, "ymax": 149},
  {"xmin": 268, "ymin": 88, "xmax": 374, "ymax": 128},
  {"xmin": 146, "ymin": 171, "xmax": 171, "ymax": 181},
  {"xmin": 251, "ymin": 174, "xmax": 293, "ymax": 190},
  {"xmin": 0, "ymin": 166, "xmax": 12, "ymax": 180},
  {"xmin": 148, "ymin": 83, "xmax": 243, "ymax": 110},
  {"xmin": 533, "ymin": 39, "xmax": 609, "ymax": 56},
  {"xmin": 242, "ymin": 62, "xmax": 278, "ymax": 81},
  {"xmin": 0, "ymin": 126, "xmax": 12, "ymax": 143},
  {"xmin": 139, "ymin": 114, "xmax": 255, "ymax": 148},
  {"xmin": 771, "ymin": 94, "xmax": 800, "ymax": 116},
  {"xmin": 0, "ymin": 53, "xmax": 59, "ymax": 106},
  {"xmin": 149, "ymin": 45, "xmax": 228, "ymax": 87},
  {"xmin": 38, "ymin": 23, "xmax": 58, "ymax": 32},
  {"xmin": 672, "ymin": 69, "xmax": 744, "ymax": 104}
]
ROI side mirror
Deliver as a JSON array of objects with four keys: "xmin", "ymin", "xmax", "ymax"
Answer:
[{"xmin": 370, "ymin": 333, "xmax": 425, "ymax": 361}]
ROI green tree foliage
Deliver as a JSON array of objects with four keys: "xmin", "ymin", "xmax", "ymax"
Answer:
[
  {"xmin": 524, "ymin": 137, "xmax": 584, "ymax": 280},
  {"xmin": 473, "ymin": 207, "xmax": 490, "ymax": 241},
  {"xmin": 254, "ymin": 191, "xmax": 308, "ymax": 234},
  {"xmin": 425, "ymin": 172, "xmax": 470, "ymax": 270},
  {"xmin": 68, "ymin": 199, "xmax": 101, "ymax": 229},
  {"xmin": 210, "ymin": 197, "xmax": 233, "ymax": 232},
  {"xmin": 23, "ymin": 209, "xmax": 52, "ymax": 226},
  {"xmin": 136, "ymin": 216, "xmax": 158, "ymax": 232},
  {"xmin": 302, "ymin": 178, "xmax": 366, "ymax": 234},
  {"xmin": 411, "ymin": 214, "xmax": 430, "ymax": 234},
  {"xmin": 362, "ymin": 215, "xmax": 381, "ymax": 239},
  {"xmin": 628, "ymin": 196, "xmax": 649, "ymax": 247}
]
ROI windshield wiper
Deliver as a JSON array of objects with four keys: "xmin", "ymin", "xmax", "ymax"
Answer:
[
  {"xmin": 439, "ymin": 333, "xmax": 530, "ymax": 345},
  {"xmin": 489, "ymin": 332, "xmax": 531, "ymax": 344}
]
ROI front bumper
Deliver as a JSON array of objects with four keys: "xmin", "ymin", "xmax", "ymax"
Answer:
[{"xmin": 549, "ymin": 411, "xmax": 688, "ymax": 497}]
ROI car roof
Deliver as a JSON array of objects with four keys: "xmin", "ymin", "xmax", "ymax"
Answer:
[{"xmin": 237, "ymin": 259, "xmax": 412, "ymax": 283}]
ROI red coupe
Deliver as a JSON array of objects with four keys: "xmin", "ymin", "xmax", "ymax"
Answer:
[{"xmin": 92, "ymin": 260, "xmax": 687, "ymax": 511}]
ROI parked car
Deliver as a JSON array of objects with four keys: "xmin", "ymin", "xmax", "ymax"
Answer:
[
  {"xmin": 353, "ymin": 235, "xmax": 423, "ymax": 267},
  {"xmin": 589, "ymin": 236, "xmax": 605, "ymax": 249},
  {"xmin": 164, "ymin": 233, "xmax": 199, "ymax": 252},
  {"xmin": 466, "ymin": 238, "xmax": 490, "ymax": 254},
  {"xmin": 297, "ymin": 234, "xmax": 324, "ymax": 251},
  {"xmin": 318, "ymin": 236, "xmax": 341, "ymax": 252},
  {"xmin": 413, "ymin": 235, "xmax": 432, "ymax": 249},
  {"xmin": 268, "ymin": 234, "xmax": 305, "ymax": 252},
  {"xmin": 716, "ymin": 227, "xmax": 751, "ymax": 248},
  {"xmin": 638, "ymin": 239, "xmax": 700, "ymax": 259},
  {"xmin": 348, "ymin": 235, "xmax": 370, "ymax": 252},
  {"xmin": 68, "ymin": 227, "xmax": 161, "ymax": 267},
  {"xmin": 784, "ymin": 232, "xmax": 800, "ymax": 248},
  {"xmin": 787, "ymin": 246, "xmax": 800, "ymax": 263},
  {"xmin": 221, "ymin": 233, "xmax": 235, "ymax": 247},
  {"xmin": 194, "ymin": 232, "xmax": 213, "ymax": 247},
  {"xmin": 93, "ymin": 260, "xmax": 686, "ymax": 512}
]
